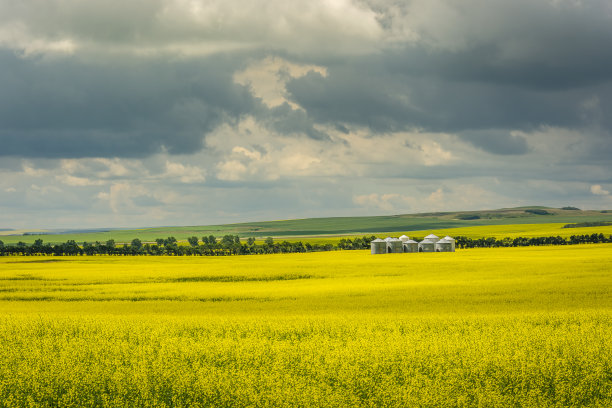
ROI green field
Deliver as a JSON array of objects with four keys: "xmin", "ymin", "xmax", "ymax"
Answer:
[
  {"xmin": 1, "ymin": 245, "xmax": 611, "ymax": 406},
  {"xmin": 2, "ymin": 206, "xmax": 611, "ymax": 244}
]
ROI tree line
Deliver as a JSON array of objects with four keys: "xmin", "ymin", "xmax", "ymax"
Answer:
[
  {"xmin": 454, "ymin": 233, "xmax": 612, "ymax": 249},
  {"xmin": 0, "ymin": 235, "xmax": 373, "ymax": 256},
  {"xmin": 0, "ymin": 234, "xmax": 610, "ymax": 256}
]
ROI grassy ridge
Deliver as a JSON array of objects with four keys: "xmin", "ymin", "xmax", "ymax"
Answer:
[
  {"xmin": 0, "ymin": 246, "xmax": 611, "ymax": 406},
  {"xmin": 1, "ymin": 206, "xmax": 611, "ymax": 244}
]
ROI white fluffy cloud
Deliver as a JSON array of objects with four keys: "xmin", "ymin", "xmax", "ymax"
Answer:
[
  {"xmin": 234, "ymin": 57, "xmax": 327, "ymax": 109},
  {"xmin": 164, "ymin": 161, "xmax": 206, "ymax": 183},
  {"xmin": 591, "ymin": 185, "xmax": 610, "ymax": 196}
]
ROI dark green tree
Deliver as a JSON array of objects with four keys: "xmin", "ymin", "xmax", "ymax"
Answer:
[
  {"xmin": 83, "ymin": 242, "xmax": 96, "ymax": 256},
  {"xmin": 105, "ymin": 239, "xmax": 116, "ymax": 255},
  {"xmin": 130, "ymin": 238, "xmax": 143, "ymax": 254},
  {"xmin": 63, "ymin": 240, "xmax": 81, "ymax": 256}
]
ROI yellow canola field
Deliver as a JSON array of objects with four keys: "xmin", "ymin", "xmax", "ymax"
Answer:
[{"xmin": 0, "ymin": 245, "xmax": 611, "ymax": 407}]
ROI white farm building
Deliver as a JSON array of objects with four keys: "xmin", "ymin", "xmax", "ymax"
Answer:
[{"xmin": 371, "ymin": 234, "xmax": 456, "ymax": 254}]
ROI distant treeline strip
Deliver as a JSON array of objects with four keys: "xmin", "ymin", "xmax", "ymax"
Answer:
[
  {"xmin": 454, "ymin": 234, "xmax": 612, "ymax": 248},
  {"xmin": 562, "ymin": 221, "xmax": 612, "ymax": 228},
  {"xmin": 1, "ymin": 234, "xmax": 611, "ymax": 256},
  {"xmin": 0, "ymin": 235, "xmax": 364, "ymax": 256}
]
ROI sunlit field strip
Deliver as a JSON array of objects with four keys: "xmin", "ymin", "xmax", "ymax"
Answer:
[{"xmin": 0, "ymin": 245, "xmax": 610, "ymax": 312}]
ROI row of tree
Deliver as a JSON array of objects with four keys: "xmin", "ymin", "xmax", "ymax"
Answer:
[
  {"xmin": 0, "ymin": 235, "xmax": 352, "ymax": 256},
  {"xmin": 454, "ymin": 233, "xmax": 612, "ymax": 249},
  {"xmin": 0, "ymin": 233, "xmax": 610, "ymax": 256}
]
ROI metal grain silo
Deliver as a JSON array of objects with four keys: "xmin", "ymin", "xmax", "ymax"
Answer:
[
  {"xmin": 424, "ymin": 234, "xmax": 440, "ymax": 242},
  {"xmin": 418, "ymin": 239, "xmax": 435, "ymax": 252},
  {"xmin": 399, "ymin": 235, "xmax": 410, "ymax": 243},
  {"xmin": 403, "ymin": 239, "xmax": 418, "ymax": 253},
  {"xmin": 371, "ymin": 239, "xmax": 386, "ymax": 254},
  {"xmin": 387, "ymin": 238, "xmax": 403, "ymax": 253},
  {"xmin": 443, "ymin": 236, "xmax": 456, "ymax": 252},
  {"xmin": 435, "ymin": 238, "xmax": 453, "ymax": 252}
]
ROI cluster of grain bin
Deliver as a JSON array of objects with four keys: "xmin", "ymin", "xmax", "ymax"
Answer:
[{"xmin": 371, "ymin": 234, "xmax": 455, "ymax": 254}]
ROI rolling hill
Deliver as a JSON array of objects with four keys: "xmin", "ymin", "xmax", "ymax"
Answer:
[{"xmin": 1, "ymin": 206, "xmax": 611, "ymax": 244}]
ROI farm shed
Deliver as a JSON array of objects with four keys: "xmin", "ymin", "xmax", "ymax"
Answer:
[
  {"xmin": 371, "ymin": 239, "xmax": 386, "ymax": 254},
  {"xmin": 403, "ymin": 239, "xmax": 418, "ymax": 253},
  {"xmin": 418, "ymin": 239, "xmax": 435, "ymax": 252},
  {"xmin": 435, "ymin": 238, "xmax": 453, "ymax": 252}
]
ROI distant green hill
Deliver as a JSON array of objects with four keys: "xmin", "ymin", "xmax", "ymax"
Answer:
[{"xmin": 1, "ymin": 206, "xmax": 611, "ymax": 245}]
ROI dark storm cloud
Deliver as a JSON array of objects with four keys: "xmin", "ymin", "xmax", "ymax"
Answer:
[
  {"xmin": 283, "ymin": 0, "xmax": 612, "ymax": 154},
  {"xmin": 0, "ymin": 51, "xmax": 256, "ymax": 158},
  {"xmin": 285, "ymin": 62, "xmax": 602, "ymax": 134},
  {"xmin": 458, "ymin": 130, "xmax": 529, "ymax": 156},
  {"xmin": 267, "ymin": 104, "xmax": 330, "ymax": 141},
  {"xmin": 285, "ymin": 69, "xmax": 418, "ymax": 133},
  {"xmin": 2, "ymin": 0, "xmax": 612, "ymax": 160},
  {"xmin": 380, "ymin": 2, "xmax": 612, "ymax": 91}
]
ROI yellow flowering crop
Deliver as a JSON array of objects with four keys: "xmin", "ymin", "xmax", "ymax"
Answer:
[{"xmin": 0, "ymin": 245, "xmax": 610, "ymax": 406}]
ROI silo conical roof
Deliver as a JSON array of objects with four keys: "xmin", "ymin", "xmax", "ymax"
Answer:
[
  {"xmin": 399, "ymin": 235, "xmax": 409, "ymax": 241},
  {"xmin": 425, "ymin": 234, "xmax": 439, "ymax": 239},
  {"xmin": 443, "ymin": 236, "xmax": 455, "ymax": 241},
  {"xmin": 371, "ymin": 238, "xmax": 385, "ymax": 243}
]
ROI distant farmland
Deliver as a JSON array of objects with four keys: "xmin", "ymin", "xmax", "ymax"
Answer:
[{"xmin": 1, "ymin": 206, "xmax": 611, "ymax": 245}]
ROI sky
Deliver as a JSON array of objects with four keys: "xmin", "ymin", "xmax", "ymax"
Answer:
[{"xmin": 1, "ymin": 0, "xmax": 611, "ymax": 229}]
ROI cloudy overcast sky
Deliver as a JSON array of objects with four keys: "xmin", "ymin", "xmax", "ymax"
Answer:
[{"xmin": 1, "ymin": 0, "xmax": 611, "ymax": 229}]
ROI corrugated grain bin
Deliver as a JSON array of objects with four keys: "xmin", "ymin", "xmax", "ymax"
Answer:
[
  {"xmin": 418, "ymin": 239, "xmax": 435, "ymax": 252},
  {"xmin": 387, "ymin": 238, "xmax": 404, "ymax": 253},
  {"xmin": 403, "ymin": 239, "xmax": 418, "ymax": 253},
  {"xmin": 371, "ymin": 239, "xmax": 386, "ymax": 254},
  {"xmin": 443, "ymin": 236, "xmax": 456, "ymax": 251},
  {"xmin": 435, "ymin": 238, "xmax": 453, "ymax": 252},
  {"xmin": 424, "ymin": 234, "xmax": 440, "ymax": 242},
  {"xmin": 444, "ymin": 235, "xmax": 455, "ymax": 252}
]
